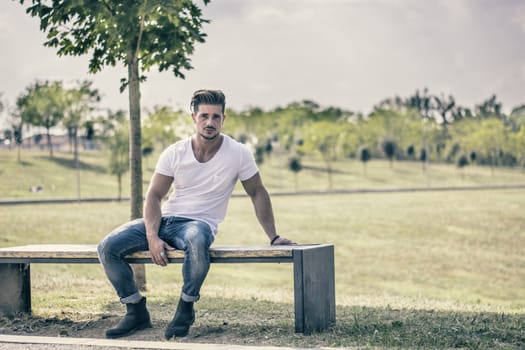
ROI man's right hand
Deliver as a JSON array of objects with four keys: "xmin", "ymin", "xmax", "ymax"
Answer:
[{"xmin": 147, "ymin": 235, "xmax": 174, "ymax": 266}]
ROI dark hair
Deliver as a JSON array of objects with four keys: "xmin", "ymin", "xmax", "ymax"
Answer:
[{"xmin": 190, "ymin": 89, "xmax": 226, "ymax": 114}]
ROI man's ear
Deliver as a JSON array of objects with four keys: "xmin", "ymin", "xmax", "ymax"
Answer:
[
  {"xmin": 191, "ymin": 113, "xmax": 197, "ymax": 123},
  {"xmin": 222, "ymin": 114, "xmax": 227, "ymax": 124}
]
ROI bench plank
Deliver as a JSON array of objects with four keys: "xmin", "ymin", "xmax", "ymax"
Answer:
[{"xmin": 0, "ymin": 244, "xmax": 296, "ymax": 261}]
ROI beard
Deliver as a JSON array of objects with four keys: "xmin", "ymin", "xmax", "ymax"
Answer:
[{"xmin": 199, "ymin": 130, "xmax": 219, "ymax": 141}]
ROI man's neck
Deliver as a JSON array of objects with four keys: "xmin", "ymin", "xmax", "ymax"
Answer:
[{"xmin": 192, "ymin": 134, "xmax": 224, "ymax": 162}]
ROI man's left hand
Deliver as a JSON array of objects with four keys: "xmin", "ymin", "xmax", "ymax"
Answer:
[{"xmin": 271, "ymin": 236, "xmax": 296, "ymax": 245}]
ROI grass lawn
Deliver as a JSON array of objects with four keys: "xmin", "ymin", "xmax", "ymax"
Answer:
[
  {"xmin": 2, "ymin": 148, "xmax": 525, "ymax": 199},
  {"xmin": 1, "ymin": 190, "xmax": 524, "ymax": 349},
  {"xmin": 1, "ymin": 148, "xmax": 524, "ymax": 348}
]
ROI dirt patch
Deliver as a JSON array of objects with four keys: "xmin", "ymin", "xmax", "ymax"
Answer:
[
  {"xmin": 0, "ymin": 298, "xmax": 298, "ymax": 347},
  {"xmin": 0, "ymin": 313, "xmax": 172, "ymax": 341},
  {"xmin": 0, "ymin": 309, "xmax": 280, "ymax": 346}
]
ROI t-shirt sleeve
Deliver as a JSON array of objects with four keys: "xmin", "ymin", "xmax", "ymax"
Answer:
[
  {"xmin": 238, "ymin": 143, "xmax": 259, "ymax": 181},
  {"xmin": 155, "ymin": 145, "xmax": 175, "ymax": 177}
]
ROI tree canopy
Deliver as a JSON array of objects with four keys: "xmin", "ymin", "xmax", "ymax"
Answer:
[
  {"xmin": 16, "ymin": 80, "xmax": 66, "ymax": 157},
  {"xmin": 22, "ymin": 0, "xmax": 210, "ymax": 81},
  {"xmin": 19, "ymin": 0, "xmax": 211, "ymax": 220}
]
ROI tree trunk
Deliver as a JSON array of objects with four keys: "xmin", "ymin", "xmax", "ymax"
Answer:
[
  {"xmin": 325, "ymin": 160, "xmax": 333, "ymax": 189},
  {"xmin": 46, "ymin": 127, "xmax": 53, "ymax": 158},
  {"xmin": 128, "ymin": 49, "xmax": 143, "ymax": 220},
  {"xmin": 74, "ymin": 126, "xmax": 80, "ymax": 202},
  {"xmin": 127, "ymin": 45, "xmax": 146, "ymax": 291},
  {"xmin": 69, "ymin": 126, "xmax": 74, "ymax": 154},
  {"xmin": 117, "ymin": 173, "xmax": 122, "ymax": 201}
]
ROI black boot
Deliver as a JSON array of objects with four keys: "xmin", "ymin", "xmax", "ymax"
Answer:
[
  {"xmin": 164, "ymin": 299, "xmax": 195, "ymax": 339},
  {"xmin": 106, "ymin": 297, "xmax": 152, "ymax": 339}
]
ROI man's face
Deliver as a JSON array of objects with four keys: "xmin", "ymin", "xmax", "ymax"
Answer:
[{"xmin": 192, "ymin": 104, "xmax": 225, "ymax": 141}]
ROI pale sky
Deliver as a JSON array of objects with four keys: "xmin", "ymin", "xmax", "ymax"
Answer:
[{"xmin": 1, "ymin": 0, "xmax": 524, "ymax": 119}]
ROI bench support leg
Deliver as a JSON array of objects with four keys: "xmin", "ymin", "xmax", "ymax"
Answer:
[
  {"xmin": 0, "ymin": 263, "xmax": 31, "ymax": 316},
  {"xmin": 293, "ymin": 245, "xmax": 336, "ymax": 334}
]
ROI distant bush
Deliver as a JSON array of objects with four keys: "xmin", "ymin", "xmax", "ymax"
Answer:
[{"xmin": 457, "ymin": 154, "xmax": 469, "ymax": 168}]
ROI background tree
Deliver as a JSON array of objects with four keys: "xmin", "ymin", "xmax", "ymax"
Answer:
[
  {"xmin": 433, "ymin": 93, "xmax": 456, "ymax": 129},
  {"xmin": 142, "ymin": 143, "xmax": 155, "ymax": 170},
  {"xmin": 358, "ymin": 145, "xmax": 371, "ymax": 176},
  {"xmin": 142, "ymin": 106, "xmax": 193, "ymax": 150},
  {"xmin": 463, "ymin": 118, "xmax": 509, "ymax": 175},
  {"xmin": 95, "ymin": 110, "xmax": 128, "ymax": 141},
  {"xmin": 264, "ymin": 138, "xmax": 273, "ymax": 158},
  {"xmin": 475, "ymin": 95, "xmax": 503, "ymax": 120},
  {"xmin": 406, "ymin": 88, "xmax": 434, "ymax": 121},
  {"xmin": 0, "ymin": 94, "xmax": 11, "ymax": 150},
  {"xmin": 16, "ymin": 81, "xmax": 66, "ymax": 157},
  {"xmin": 419, "ymin": 148, "xmax": 427, "ymax": 170},
  {"xmin": 288, "ymin": 155, "xmax": 302, "ymax": 191},
  {"xmin": 229, "ymin": 106, "xmax": 268, "ymax": 142},
  {"xmin": 338, "ymin": 122, "xmax": 359, "ymax": 160},
  {"xmin": 83, "ymin": 120, "xmax": 96, "ymax": 150},
  {"xmin": 362, "ymin": 107, "xmax": 423, "ymax": 161},
  {"xmin": 63, "ymin": 81, "xmax": 101, "ymax": 200},
  {"xmin": 20, "ymin": 0, "xmax": 211, "ymax": 222},
  {"xmin": 300, "ymin": 121, "xmax": 341, "ymax": 189},
  {"xmin": 448, "ymin": 117, "xmax": 474, "ymax": 149},
  {"xmin": 107, "ymin": 122, "xmax": 130, "ymax": 201},
  {"xmin": 470, "ymin": 151, "xmax": 477, "ymax": 163},
  {"xmin": 381, "ymin": 139, "xmax": 397, "ymax": 168},
  {"xmin": 0, "ymin": 93, "xmax": 4, "ymax": 125},
  {"xmin": 509, "ymin": 104, "xmax": 525, "ymax": 132},
  {"xmin": 13, "ymin": 125, "xmax": 23, "ymax": 162},
  {"xmin": 3, "ymin": 130, "xmax": 12, "ymax": 149},
  {"xmin": 9, "ymin": 100, "xmax": 25, "ymax": 162},
  {"xmin": 509, "ymin": 127, "xmax": 525, "ymax": 168},
  {"xmin": 1, "ymin": 97, "xmax": 25, "ymax": 162},
  {"xmin": 254, "ymin": 144, "xmax": 266, "ymax": 165},
  {"xmin": 457, "ymin": 154, "xmax": 469, "ymax": 179},
  {"xmin": 406, "ymin": 144, "xmax": 415, "ymax": 159},
  {"xmin": 63, "ymin": 81, "xmax": 100, "ymax": 154}
]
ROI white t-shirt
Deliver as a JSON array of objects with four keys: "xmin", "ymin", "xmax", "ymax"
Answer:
[{"xmin": 155, "ymin": 134, "xmax": 259, "ymax": 235}]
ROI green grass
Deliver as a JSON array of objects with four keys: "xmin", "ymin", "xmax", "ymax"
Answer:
[
  {"xmin": 0, "ymin": 149, "xmax": 524, "ymax": 348},
  {"xmin": 257, "ymin": 152, "xmax": 525, "ymax": 192},
  {"xmin": 1, "ymin": 148, "xmax": 525, "ymax": 199},
  {"xmin": 1, "ymin": 191, "xmax": 524, "ymax": 348},
  {"xmin": 0, "ymin": 149, "xmax": 158, "ymax": 199}
]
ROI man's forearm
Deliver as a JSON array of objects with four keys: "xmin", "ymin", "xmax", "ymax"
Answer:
[
  {"xmin": 251, "ymin": 187, "xmax": 278, "ymax": 240},
  {"xmin": 144, "ymin": 196, "xmax": 163, "ymax": 239}
]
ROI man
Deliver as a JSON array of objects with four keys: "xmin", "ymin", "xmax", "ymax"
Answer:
[{"xmin": 97, "ymin": 89, "xmax": 294, "ymax": 340}]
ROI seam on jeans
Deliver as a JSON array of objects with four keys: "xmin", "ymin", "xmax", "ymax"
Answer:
[
  {"xmin": 182, "ymin": 292, "xmax": 200, "ymax": 302},
  {"xmin": 121, "ymin": 292, "xmax": 142, "ymax": 304},
  {"xmin": 119, "ymin": 242, "xmax": 148, "ymax": 259}
]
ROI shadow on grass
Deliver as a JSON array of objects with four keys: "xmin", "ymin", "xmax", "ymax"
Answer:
[
  {"xmin": 302, "ymin": 165, "xmax": 351, "ymax": 175},
  {"xmin": 37, "ymin": 155, "xmax": 106, "ymax": 174},
  {"xmin": 1, "ymin": 298, "xmax": 523, "ymax": 349},
  {"xmin": 15, "ymin": 160, "xmax": 33, "ymax": 167}
]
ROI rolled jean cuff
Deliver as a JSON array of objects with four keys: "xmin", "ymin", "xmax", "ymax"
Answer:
[
  {"xmin": 181, "ymin": 292, "xmax": 200, "ymax": 302},
  {"xmin": 121, "ymin": 292, "xmax": 143, "ymax": 304}
]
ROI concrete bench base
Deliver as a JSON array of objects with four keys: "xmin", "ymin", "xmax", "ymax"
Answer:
[{"xmin": 0, "ymin": 244, "xmax": 335, "ymax": 334}]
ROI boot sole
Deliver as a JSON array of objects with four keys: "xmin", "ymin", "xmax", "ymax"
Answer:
[
  {"xmin": 106, "ymin": 321, "xmax": 153, "ymax": 339},
  {"xmin": 164, "ymin": 318, "xmax": 195, "ymax": 339}
]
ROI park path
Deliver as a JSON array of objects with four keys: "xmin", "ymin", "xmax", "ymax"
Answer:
[
  {"xmin": 0, "ymin": 334, "xmax": 340, "ymax": 350},
  {"xmin": 2, "ymin": 183, "xmax": 525, "ymax": 206}
]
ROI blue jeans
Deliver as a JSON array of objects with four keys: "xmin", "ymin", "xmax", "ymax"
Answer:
[{"xmin": 97, "ymin": 216, "xmax": 214, "ymax": 304}]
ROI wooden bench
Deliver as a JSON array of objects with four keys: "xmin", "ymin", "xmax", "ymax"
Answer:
[{"xmin": 0, "ymin": 244, "xmax": 335, "ymax": 334}]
